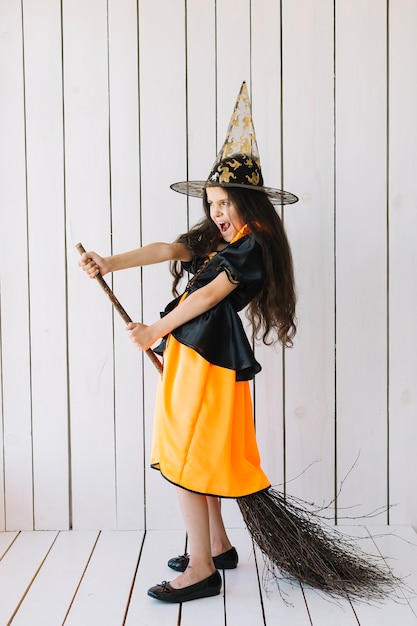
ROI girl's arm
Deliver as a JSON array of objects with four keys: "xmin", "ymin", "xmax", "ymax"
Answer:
[
  {"xmin": 127, "ymin": 271, "xmax": 238, "ymax": 351},
  {"xmin": 79, "ymin": 241, "xmax": 192, "ymax": 278}
]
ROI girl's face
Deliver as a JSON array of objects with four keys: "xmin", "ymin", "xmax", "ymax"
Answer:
[{"xmin": 206, "ymin": 187, "xmax": 245, "ymax": 243}]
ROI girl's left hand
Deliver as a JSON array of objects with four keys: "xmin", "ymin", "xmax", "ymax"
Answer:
[{"xmin": 127, "ymin": 322, "xmax": 157, "ymax": 351}]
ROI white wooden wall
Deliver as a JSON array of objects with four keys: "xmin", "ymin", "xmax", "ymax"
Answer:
[{"xmin": 0, "ymin": 0, "xmax": 416, "ymax": 532}]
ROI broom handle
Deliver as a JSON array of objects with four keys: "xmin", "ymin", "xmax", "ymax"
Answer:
[{"xmin": 76, "ymin": 242, "xmax": 163, "ymax": 375}]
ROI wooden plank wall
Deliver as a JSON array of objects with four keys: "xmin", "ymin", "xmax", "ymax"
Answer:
[{"xmin": 0, "ymin": 0, "xmax": 416, "ymax": 532}]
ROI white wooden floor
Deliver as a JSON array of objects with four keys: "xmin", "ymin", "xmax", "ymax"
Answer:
[{"xmin": 0, "ymin": 526, "xmax": 416, "ymax": 625}]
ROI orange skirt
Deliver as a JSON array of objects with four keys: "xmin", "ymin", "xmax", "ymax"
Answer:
[{"xmin": 150, "ymin": 335, "xmax": 270, "ymax": 497}]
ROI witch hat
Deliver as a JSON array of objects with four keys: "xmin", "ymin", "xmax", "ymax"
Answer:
[{"xmin": 171, "ymin": 82, "xmax": 298, "ymax": 205}]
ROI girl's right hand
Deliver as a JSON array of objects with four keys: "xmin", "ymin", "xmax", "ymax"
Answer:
[{"xmin": 78, "ymin": 251, "xmax": 110, "ymax": 278}]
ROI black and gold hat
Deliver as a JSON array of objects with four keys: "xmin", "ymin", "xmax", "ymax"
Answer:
[{"xmin": 170, "ymin": 82, "xmax": 298, "ymax": 206}]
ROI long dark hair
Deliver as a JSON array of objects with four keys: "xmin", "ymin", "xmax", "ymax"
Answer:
[{"xmin": 170, "ymin": 186, "xmax": 297, "ymax": 347}]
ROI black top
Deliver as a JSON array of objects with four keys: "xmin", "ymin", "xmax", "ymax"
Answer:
[{"xmin": 156, "ymin": 233, "xmax": 265, "ymax": 381}]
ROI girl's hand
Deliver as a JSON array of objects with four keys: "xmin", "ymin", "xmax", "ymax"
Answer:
[
  {"xmin": 78, "ymin": 251, "xmax": 110, "ymax": 278},
  {"xmin": 127, "ymin": 322, "xmax": 158, "ymax": 351}
]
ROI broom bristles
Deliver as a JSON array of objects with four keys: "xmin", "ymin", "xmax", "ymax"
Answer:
[{"xmin": 237, "ymin": 488, "xmax": 404, "ymax": 602}]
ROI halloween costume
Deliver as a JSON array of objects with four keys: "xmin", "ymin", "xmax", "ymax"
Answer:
[
  {"xmin": 151, "ymin": 82, "xmax": 288, "ymax": 499},
  {"xmin": 151, "ymin": 226, "xmax": 270, "ymax": 497}
]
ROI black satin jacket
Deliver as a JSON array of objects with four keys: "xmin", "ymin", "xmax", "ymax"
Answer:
[{"xmin": 155, "ymin": 233, "xmax": 265, "ymax": 381}]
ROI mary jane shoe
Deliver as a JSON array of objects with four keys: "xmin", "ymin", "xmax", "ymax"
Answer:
[
  {"xmin": 147, "ymin": 570, "xmax": 222, "ymax": 603},
  {"xmin": 168, "ymin": 546, "xmax": 238, "ymax": 572}
]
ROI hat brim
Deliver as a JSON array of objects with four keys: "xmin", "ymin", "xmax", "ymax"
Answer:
[{"xmin": 170, "ymin": 181, "xmax": 298, "ymax": 206}]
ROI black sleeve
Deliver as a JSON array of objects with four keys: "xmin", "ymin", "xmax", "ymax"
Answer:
[{"xmin": 211, "ymin": 236, "xmax": 264, "ymax": 288}]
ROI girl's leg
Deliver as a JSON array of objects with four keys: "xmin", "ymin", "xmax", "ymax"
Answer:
[
  {"xmin": 171, "ymin": 487, "xmax": 216, "ymax": 589},
  {"xmin": 207, "ymin": 496, "xmax": 233, "ymax": 556}
]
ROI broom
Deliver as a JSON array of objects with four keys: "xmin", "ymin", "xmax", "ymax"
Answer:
[
  {"xmin": 237, "ymin": 488, "xmax": 403, "ymax": 601},
  {"xmin": 76, "ymin": 243, "xmax": 163, "ymax": 374},
  {"xmin": 77, "ymin": 242, "xmax": 402, "ymax": 601}
]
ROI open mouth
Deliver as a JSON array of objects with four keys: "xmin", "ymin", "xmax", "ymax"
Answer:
[{"xmin": 219, "ymin": 221, "xmax": 231, "ymax": 234}]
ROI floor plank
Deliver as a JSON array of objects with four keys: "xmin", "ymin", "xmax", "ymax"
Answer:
[
  {"xmin": 221, "ymin": 529, "xmax": 266, "ymax": 626},
  {"xmin": 125, "ymin": 528, "xmax": 185, "ymax": 626},
  {"xmin": 63, "ymin": 531, "xmax": 144, "ymax": 626},
  {"xmin": 0, "ymin": 531, "xmax": 58, "ymax": 625},
  {"xmin": 179, "ymin": 576, "xmax": 226, "ymax": 626},
  {"xmin": 354, "ymin": 526, "xmax": 417, "ymax": 625},
  {"xmin": 0, "ymin": 531, "xmax": 19, "ymax": 560},
  {"xmin": 302, "ymin": 589, "xmax": 360, "ymax": 625},
  {"xmin": 254, "ymin": 545, "xmax": 313, "ymax": 625},
  {"xmin": 11, "ymin": 530, "xmax": 99, "ymax": 626}
]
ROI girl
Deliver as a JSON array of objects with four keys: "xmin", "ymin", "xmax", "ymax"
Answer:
[
  {"xmin": 80, "ymin": 83, "xmax": 398, "ymax": 603},
  {"xmin": 79, "ymin": 181, "xmax": 297, "ymax": 603}
]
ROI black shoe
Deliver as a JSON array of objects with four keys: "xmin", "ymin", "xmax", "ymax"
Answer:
[
  {"xmin": 168, "ymin": 547, "xmax": 238, "ymax": 572},
  {"xmin": 147, "ymin": 570, "xmax": 222, "ymax": 603}
]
